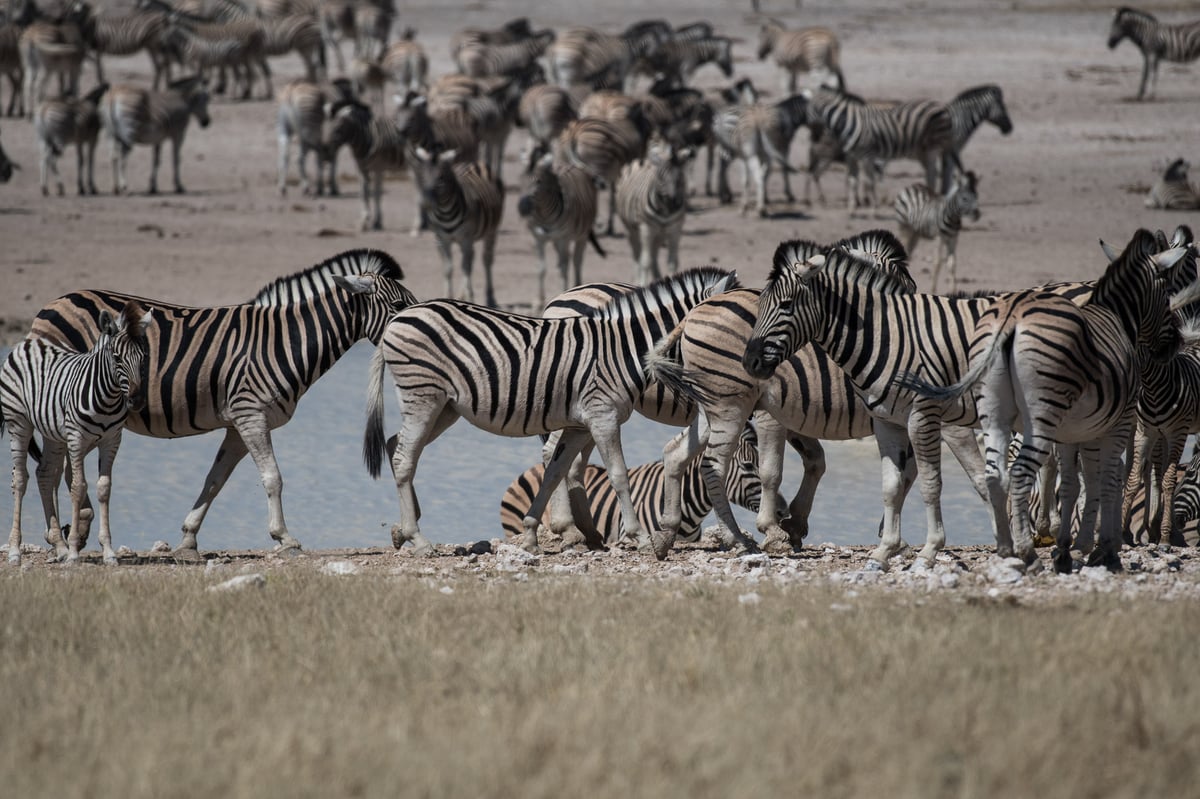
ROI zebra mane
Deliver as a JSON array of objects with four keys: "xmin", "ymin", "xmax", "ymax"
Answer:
[
  {"xmin": 590, "ymin": 267, "xmax": 738, "ymax": 319},
  {"xmin": 952, "ymin": 84, "xmax": 1002, "ymax": 104},
  {"xmin": 1115, "ymin": 6, "xmax": 1155, "ymax": 22},
  {"xmin": 1089, "ymin": 228, "xmax": 1160, "ymax": 307},
  {"xmin": 251, "ymin": 250, "xmax": 404, "ymax": 306}
]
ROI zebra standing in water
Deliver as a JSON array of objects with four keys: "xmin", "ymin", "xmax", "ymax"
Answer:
[
  {"xmin": 29, "ymin": 250, "xmax": 417, "ymax": 557},
  {"xmin": 500, "ymin": 423, "xmax": 770, "ymax": 545},
  {"xmin": 517, "ymin": 154, "xmax": 604, "ymax": 309},
  {"xmin": 410, "ymin": 146, "xmax": 505, "ymax": 307},
  {"xmin": 893, "ymin": 170, "xmax": 981, "ymax": 293},
  {"xmin": 1145, "ymin": 158, "xmax": 1200, "ymax": 210},
  {"xmin": 807, "ymin": 87, "xmax": 962, "ymax": 208},
  {"xmin": 756, "ymin": 22, "xmax": 843, "ymax": 94},
  {"xmin": 614, "ymin": 142, "xmax": 691, "ymax": 285},
  {"xmin": 100, "ymin": 76, "xmax": 210, "ymax": 195},
  {"xmin": 363, "ymin": 267, "xmax": 738, "ymax": 558},
  {"xmin": 1108, "ymin": 7, "xmax": 1200, "ymax": 100},
  {"xmin": 3, "ymin": 301, "xmax": 150, "ymax": 566},
  {"xmin": 34, "ymin": 82, "xmax": 107, "ymax": 196}
]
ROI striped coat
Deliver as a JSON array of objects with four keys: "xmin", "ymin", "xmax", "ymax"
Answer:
[
  {"xmin": 100, "ymin": 76, "xmax": 211, "ymax": 195},
  {"xmin": 0, "ymin": 125, "xmax": 13, "ymax": 183},
  {"xmin": 34, "ymin": 82, "xmax": 107, "ymax": 196},
  {"xmin": 276, "ymin": 79, "xmax": 332, "ymax": 197},
  {"xmin": 893, "ymin": 171, "xmax": 982, "ymax": 293},
  {"xmin": 615, "ymin": 144, "xmax": 691, "ymax": 285},
  {"xmin": 323, "ymin": 99, "xmax": 407, "ymax": 230},
  {"xmin": 518, "ymin": 156, "xmax": 602, "ymax": 308},
  {"xmin": 1108, "ymin": 7, "xmax": 1200, "ymax": 99},
  {"xmin": 28, "ymin": 250, "xmax": 417, "ymax": 555},
  {"xmin": 756, "ymin": 23, "xmax": 843, "ymax": 94},
  {"xmin": 1145, "ymin": 158, "xmax": 1200, "ymax": 210}
]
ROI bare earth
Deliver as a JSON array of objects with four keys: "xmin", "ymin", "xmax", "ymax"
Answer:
[{"xmin": 2, "ymin": 0, "xmax": 1199, "ymax": 591}]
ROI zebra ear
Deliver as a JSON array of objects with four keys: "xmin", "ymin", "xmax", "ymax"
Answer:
[
  {"xmin": 804, "ymin": 253, "xmax": 827, "ymax": 270},
  {"xmin": 98, "ymin": 309, "xmax": 118, "ymax": 336},
  {"xmin": 1153, "ymin": 246, "xmax": 1189, "ymax": 273},
  {"xmin": 332, "ymin": 274, "xmax": 377, "ymax": 295},
  {"xmin": 1098, "ymin": 239, "xmax": 1119, "ymax": 263}
]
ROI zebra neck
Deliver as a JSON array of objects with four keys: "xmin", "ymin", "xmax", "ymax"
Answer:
[{"xmin": 81, "ymin": 347, "xmax": 127, "ymax": 417}]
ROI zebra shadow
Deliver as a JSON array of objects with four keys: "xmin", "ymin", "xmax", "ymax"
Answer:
[{"xmin": 762, "ymin": 209, "xmax": 814, "ymax": 221}]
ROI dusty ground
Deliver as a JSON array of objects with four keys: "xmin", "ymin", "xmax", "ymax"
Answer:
[{"xmin": 2, "ymin": 0, "xmax": 1199, "ymax": 585}]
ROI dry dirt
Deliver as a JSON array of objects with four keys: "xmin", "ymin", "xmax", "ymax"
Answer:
[{"xmin": 2, "ymin": 0, "xmax": 1200, "ymax": 588}]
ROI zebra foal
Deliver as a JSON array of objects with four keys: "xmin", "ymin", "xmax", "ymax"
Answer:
[
  {"xmin": 501, "ymin": 423, "xmax": 769, "ymax": 546},
  {"xmin": 893, "ymin": 170, "xmax": 981, "ymax": 293},
  {"xmin": 615, "ymin": 142, "xmax": 691, "ymax": 285},
  {"xmin": 100, "ymin": 75, "xmax": 210, "ymax": 195},
  {"xmin": 1145, "ymin": 158, "xmax": 1200, "ymax": 210},
  {"xmin": 410, "ymin": 146, "xmax": 505, "ymax": 307},
  {"xmin": 363, "ymin": 267, "xmax": 738, "ymax": 558},
  {"xmin": 1108, "ymin": 7, "xmax": 1200, "ymax": 100},
  {"xmin": 2, "ymin": 302, "xmax": 150, "ymax": 566},
  {"xmin": 35, "ymin": 82, "xmax": 107, "ymax": 196},
  {"xmin": 29, "ymin": 250, "xmax": 417, "ymax": 556},
  {"xmin": 517, "ymin": 154, "xmax": 604, "ymax": 309}
]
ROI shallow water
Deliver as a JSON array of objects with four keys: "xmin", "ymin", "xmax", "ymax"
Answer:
[{"xmin": 0, "ymin": 343, "xmax": 996, "ymax": 553}]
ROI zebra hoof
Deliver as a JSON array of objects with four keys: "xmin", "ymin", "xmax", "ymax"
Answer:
[
  {"xmin": 103, "ymin": 553, "xmax": 119, "ymax": 567},
  {"xmin": 7, "ymin": 552, "xmax": 19, "ymax": 567},
  {"xmin": 649, "ymin": 528, "xmax": 676, "ymax": 561},
  {"xmin": 390, "ymin": 524, "xmax": 407, "ymax": 549},
  {"xmin": 1086, "ymin": 547, "xmax": 1124, "ymax": 572},
  {"xmin": 410, "ymin": 540, "xmax": 436, "ymax": 558},
  {"xmin": 863, "ymin": 558, "xmax": 886, "ymax": 573},
  {"xmin": 760, "ymin": 532, "xmax": 794, "ymax": 556},
  {"xmin": 171, "ymin": 547, "xmax": 203, "ymax": 564},
  {"xmin": 1053, "ymin": 548, "xmax": 1074, "ymax": 574}
]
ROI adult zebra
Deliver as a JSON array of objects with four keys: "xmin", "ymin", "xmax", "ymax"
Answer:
[
  {"xmin": 28, "ymin": 250, "xmax": 417, "ymax": 557},
  {"xmin": 945, "ymin": 84, "xmax": 1013, "ymax": 159},
  {"xmin": 3, "ymin": 301, "xmax": 150, "ymax": 566},
  {"xmin": 363, "ymin": 267, "xmax": 738, "ymax": 558},
  {"xmin": 1108, "ymin": 7, "xmax": 1200, "ymax": 100},
  {"xmin": 806, "ymin": 87, "xmax": 962, "ymax": 208}
]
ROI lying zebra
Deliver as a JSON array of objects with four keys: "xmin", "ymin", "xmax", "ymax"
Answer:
[
  {"xmin": 2, "ymin": 302, "xmax": 150, "ymax": 566},
  {"xmin": 500, "ymin": 423, "xmax": 776, "ymax": 546}
]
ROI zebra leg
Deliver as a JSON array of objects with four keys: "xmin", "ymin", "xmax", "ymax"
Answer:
[
  {"xmin": 587, "ymin": 414, "xmax": 655, "ymax": 555},
  {"xmin": 34, "ymin": 441, "xmax": 71, "ymax": 561},
  {"xmin": 695, "ymin": 410, "xmax": 761, "ymax": 554},
  {"xmin": 459, "ymin": 241, "xmax": 477, "ymax": 304},
  {"xmin": 624, "ymin": 221, "xmax": 643, "ymax": 285},
  {"xmin": 716, "ymin": 151, "xmax": 733, "ymax": 204},
  {"xmin": 170, "ymin": 136, "xmax": 185, "ymax": 194},
  {"xmin": 277, "ymin": 131, "xmax": 291, "ymax": 196},
  {"xmin": 551, "ymin": 237, "xmax": 570, "ymax": 301},
  {"xmin": 542, "ymin": 436, "xmax": 602, "ymax": 550},
  {"xmin": 869, "ymin": 421, "xmax": 912, "ymax": 569},
  {"xmin": 148, "ymin": 142, "xmax": 161, "ymax": 195},
  {"xmin": 570, "ymin": 236, "xmax": 586, "ymax": 292},
  {"xmin": 64, "ymin": 447, "xmax": 89, "ymax": 563},
  {"xmin": 665, "ymin": 223, "xmax": 682, "ymax": 277},
  {"xmin": 979, "ymin": 423, "xmax": 1015, "ymax": 559},
  {"xmin": 359, "ymin": 168, "xmax": 375, "ymax": 231},
  {"xmin": 1034, "ymin": 454, "xmax": 1059, "ymax": 543},
  {"xmin": 110, "ymin": 137, "xmax": 125, "ymax": 195},
  {"xmin": 779, "ymin": 431, "xmax": 824, "ymax": 546},
  {"xmin": 1122, "ymin": 425, "xmax": 1153, "ymax": 545},
  {"xmin": 639, "ymin": 223, "xmax": 659, "ymax": 285},
  {"xmin": 907, "ymin": 407, "xmax": 950, "ymax": 567},
  {"xmin": 1153, "ymin": 433, "xmax": 1187, "ymax": 546},
  {"xmin": 1162, "ymin": 440, "xmax": 1189, "ymax": 548},
  {"xmin": 233, "ymin": 418, "xmax": 303, "ymax": 553},
  {"xmin": 481, "ymin": 232, "xmax": 498, "ymax": 309},
  {"xmin": 750, "ymin": 412, "xmax": 793, "ymax": 552},
  {"xmin": 370, "ymin": 169, "xmax": 383, "ymax": 230},
  {"xmin": 177, "ymin": 429, "xmax": 250, "ymax": 556},
  {"xmin": 38, "ymin": 139, "xmax": 55, "ymax": 196},
  {"xmin": 385, "ymin": 406, "xmax": 458, "ymax": 556},
  {"xmin": 605, "ymin": 185, "xmax": 617, "ymax": 237},
  {"xmin": 95, "ymin": 434, "xmax": 120, "ymax": 566},
  {"xmin": 532, "ymin": 236, "xmax": 549, "ymax": 310},
  {"xmin": 1137, "ymin": 54, "xmax": 1151, "ymax": 100},
  {"xmin": 83, "ymin": 139, "xmax": 97, "ymax": 195},
  {"xmin": 658, "ymin": 414, "xmax": 708, "ymax": 555},
  {"xmin": 1011, "ymin": 431, "xmax": 1053, "ymax": 568},
  {"xmin": 1053, "ymin": 443, "xmax": 1083, "ymax": 573},
  {"xmin": 7, "ymin": 426, "xmax": 32, "ymax": 566},
  {"xmin": 523, "ymin": 428, "xmax": 593, "ymax": 555},
  {"xmin": 1092, "ymin": 434, "xmax": 1129, "ymax": 570},
  {"xmin": 436, "ymin": 236, "xmax": 456, "ymax": 298}
]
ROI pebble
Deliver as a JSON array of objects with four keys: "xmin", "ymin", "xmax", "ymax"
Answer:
[
  {"xmin": 738, "ymin": 592, "xmax": 761, "ymax": 606},
  {"xmin": 151, "ymin": 541, "xmax": 171, "ymax": 553},
  {"xmin": 320, "ymin": 560, "xmax": 360, "ymax": 576},
  {"xmin": 207, "ymin": 573, "xmax": 265, "ymax": 592}
]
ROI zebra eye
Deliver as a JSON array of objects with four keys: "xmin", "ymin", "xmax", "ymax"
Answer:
[{"xmin": 776, "ymin": 300, "xmax": 794, "ymax": 313}]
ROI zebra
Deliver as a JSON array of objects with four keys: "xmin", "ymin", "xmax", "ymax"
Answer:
[
  {"xmin": 449, "ymin": 17, "xmax": 533, "ymax": 59},
  {"xmin": 362, "ymin": 266, "xmax": 738, "ymax": 558},
  {"xmin": 381, "ymin": 28, "xmax": 428, "ymax": 103},
  {"xmin": 893, "ymin": 170, "xmax": 982, "ymax": 294},
  {"xmin": 1171, "ymin": 446, "xmax": 1200, "ymax": 535},
  {"xmin": 894, "ymin": 230, "xmax": 1189, "ymax": 572},
  {"xmin": 614, "ymin": 142, "xmax": 692, "ymax": 285},
  {"xmin": 500, "ymin": 422, "xmax": 770, "ymax": 546},
  {"xmin": 19, "ymin": 1, "xmax": 89, "ymax": 116},
  {"xmin": 0, "ymin": 124, "xmax": 17, "ymax": 182},
  {"xmin": 802, "ymin": 120, "xmax": 884, "ymax": 208},
  {"xmin": 100, "ymin": 75, "xmax": 210, "ymax": 195},
  {"xmin": 557, "ymin": 113, "xmax": 651, "ymax": 236},
  {"xmin": 28, "ymin": 249, "xmax": 417, "ymax": 557},
  {"xmin": 426, "ymin": 69, "xmax": 533, "ymax": 184},
  {"xmin": 547, "ymin": 26, "xmax": 664, "ymax": 92},
  {"xmin": 276, "ymin": 78, "xmax": 334, "ymax": 197},
  {"xmin": 319, "ymin": 0, "xmax": 392, "ymax": 70},
  {"xmin": 756, "ymin": 22, "xmax": 843, "ymax": 94},
  {"xmin": 34, "ymin": 82, "xmax": 108, "ymax": 196},
  {"xmin": 322, "ymin": 98, "xmax": 411, "ymax": 231},
  {"xmin": 712, "ymin": 93, "xmax": 809, "ymax": 216},
  {"xmin": 640, "ymin": 231, "xmax": 990, "ymax": 556},
  {"xmin": 409, "ymin": 146, "xmax": 505, "ymax": 307},
  {"xmin": 157, "ymin": 11, "xmax": 268, "ymax": 100},
  {"xmin": 2, "ymin": 301, "xmax": 151, "ymax": 566},
  {"xmin": 0, "ymin": 13, "xmax": 23, "ymax": 116},
  {"xmin": 1145, "ymin": 158, "xmax": 1200, "ymax": 210},
  {"xmin": 78, "ymin": 5, "xmax": 172, "ymax": 88},
  {"xmin": 517, "ymin": 154, "xmax": 605, "ymax": 309},
  {"xmin": 1108, "ymin": 7, "xmax": 1200, "ymax": 100},
  {"xmin": 630, "ymin": 35, "xmax": 734, "ymax": 88},
  {"xmin": 455, "ymin": 28, "xmax": 554, "ymax": 79},
  {"xmin": 517, "ymin": 83, "xmax": 577, "ymax": 173},
  {"xmin": 945, "ymin": 84, "xmax": 1013, "ymax": 160},
  {"xmin": 807, "ymin": 87, "xmax": 963, "ymax": 208}
]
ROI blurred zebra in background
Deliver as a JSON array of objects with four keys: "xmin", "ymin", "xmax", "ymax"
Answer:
[
  {"xmin": 893, "ymin": 170, "xmax": 981, "ymax": 293},
  {"xmin": 100, "ymin": 76, "xmax": 210, "ymax": 194},
  {"xmin": 713, "ymin": 93, "xmax": 809, "ymax": 216},
  {"xmin": 28, "ymin": 250, "xmax": 417, "ymax": 557},
  {"xmin": 0, "ymin": 124, "xmax": 16, "ymax": 181},
  {"xmin": 276, "ymin": 78, "xmax": 334, "ymax": 196},
  {"xmin": 323, "ymin": 98, "xmax": 408, "ymax": 229},
  {"xmin": 1108, "ymin": 6, "xmax": 1200, "ymax": 100},
  {"xmin": 0, "ymin": 12, "xmax": 23, "ymax": 116},
  {"xmin": 455, "ymin": 27, "xmax": 554, "ymax": 79},
  {"xmin": 517, "ymin": 83, "xmax": 577, "ymax": 171},
  {"xmin": 34, "ymin": 82, "xmax": 107, "ymax": 196},
  {"xmin": 518, "ymin": 154, "xmax": 604, "ymax": 308},
  {"xmin": 945, "ymin": 84, "xmax": 1013, "ymax": 161},
  {"xmin": 1145, "ymin": 158, "xmax": 1200, "ymax": 210},
  {"xmin": 756, "ymin": 21, "xmax": 843, "ymax": 93},
  {"xmin": 2, "ymin": 301, "xmax": 151, "ymax": 566},
  {"xmin": 500, "ymin": 423, "xmax": 770, "ymax": 546},
  {"xmin": 79, "ymin": 4, "xmax": 172, "ymax": 87},
  {"xmin": 381, "ymin": 28, "xmax": 428, "ymax": 102},
  {"xmin": 615, "ymin": 143, "xmax": 691, "ymax": 285}
]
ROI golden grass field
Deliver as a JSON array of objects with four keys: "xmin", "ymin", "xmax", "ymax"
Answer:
[{"xmin": 2, "ymin": 561, "xmax": 1199, "ymax": 798}]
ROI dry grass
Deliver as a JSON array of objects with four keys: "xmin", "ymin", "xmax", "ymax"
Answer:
[{"xmin": 1, "ymin": 569, "xmax": 1197, "ymax": 798}]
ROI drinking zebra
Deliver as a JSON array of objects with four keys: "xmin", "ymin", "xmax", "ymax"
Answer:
[
  {"xmin": 100, "ymin": 76, "xmax": 211, "ymax": 195},
  {"xmin": 1107, "ymin": 6, "xmax": 1200, "ymax": 100},
  {"xmin": 34, "ymin": 82, "xmax": 107, "ymax": 196},
  {"xmin": 28, "ymin": 250, "xmax": 417, "ymax": 557},
  {"xmin": 363, "ymin": 267, "xmax": 738, "ymax": 558},
  {"xmin": 2, "ymin": 301, "xmax": 151, "ymax": 566},
  {"xmin": 614, "ymin": 142, "xmax": 692, "ymax": 285},
  {"xmin": 896, "ymin": 231, "xmax": 1188, "ymax": 571},
  {"xmin": 517, "ymin": 154, "xmax": 604, "ymax": 309},
  {"xmin": 1145, "ymin": 158, "xmax": 1200, "ymax": 210},
  {"xmin": 756, "ymin": 22, "xmax": 843, "ymax": 94},
  {"xmin": 893, "ymin": 170, "xmax": 981, "ymax": 294},
  {"xmin": 500, "ymin": 423, "xmax": 771, "ymax": 545},
  {"xmin": 409, "ymin": 146, "xmax": 505, "ymax": 307}
]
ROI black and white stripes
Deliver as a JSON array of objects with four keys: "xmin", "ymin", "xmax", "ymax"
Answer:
[{"xmin": 1108, "ymin": 7, "xmax": 1200, "ymax": 100}]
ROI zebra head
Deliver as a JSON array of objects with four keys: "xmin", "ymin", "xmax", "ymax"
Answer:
[
  {"xmin": 170, "ymin": 76, "xmax": 210, "ymax": 129},
  {"xmin": 99, "ymin": 301, "xmax": 152, "ymax": 413},
  {"xmin": 971, "ymin": 84, "xmax": 1013, "ymax": 135},
  {"xmin": 743, "ymin": 239, "xmax": 826, "ymax": 380},
  {"xmin": 1095, "ymin": 229, "xmax": 1191, "ymax": 357},
  {"xmin": 756, "ymin": 22, "xmax": 780, "ymax": 60},
  {"xmin": 1164, "ymin": 158, "xmax": 1191, "ymax": 183},
  {"xmin": 1108, "ymin": 7, "xmax": 1151, "ymax": 49},
  {"xmin": 326, "ymin": 250, "xmax": 419, "ymax": 343},
  {"xmin": 949, "ymin": 171, "xmax": 982, "ymax": 222}
]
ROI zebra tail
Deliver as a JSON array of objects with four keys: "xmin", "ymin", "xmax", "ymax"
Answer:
[
  {"xmin": 642, "ymin": 325, "xmax": 709, "ymax": 405},
  {"xmin": 893, "ymin": 326, "xmax": 1010, "ymax": 402},
  {"xmin": 588, "ymin": 229, "xmax": 607, "ymax": 258},
  {"xmin": 363, "ymin": 343, "xmax": 388, "ymax": 480}
]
